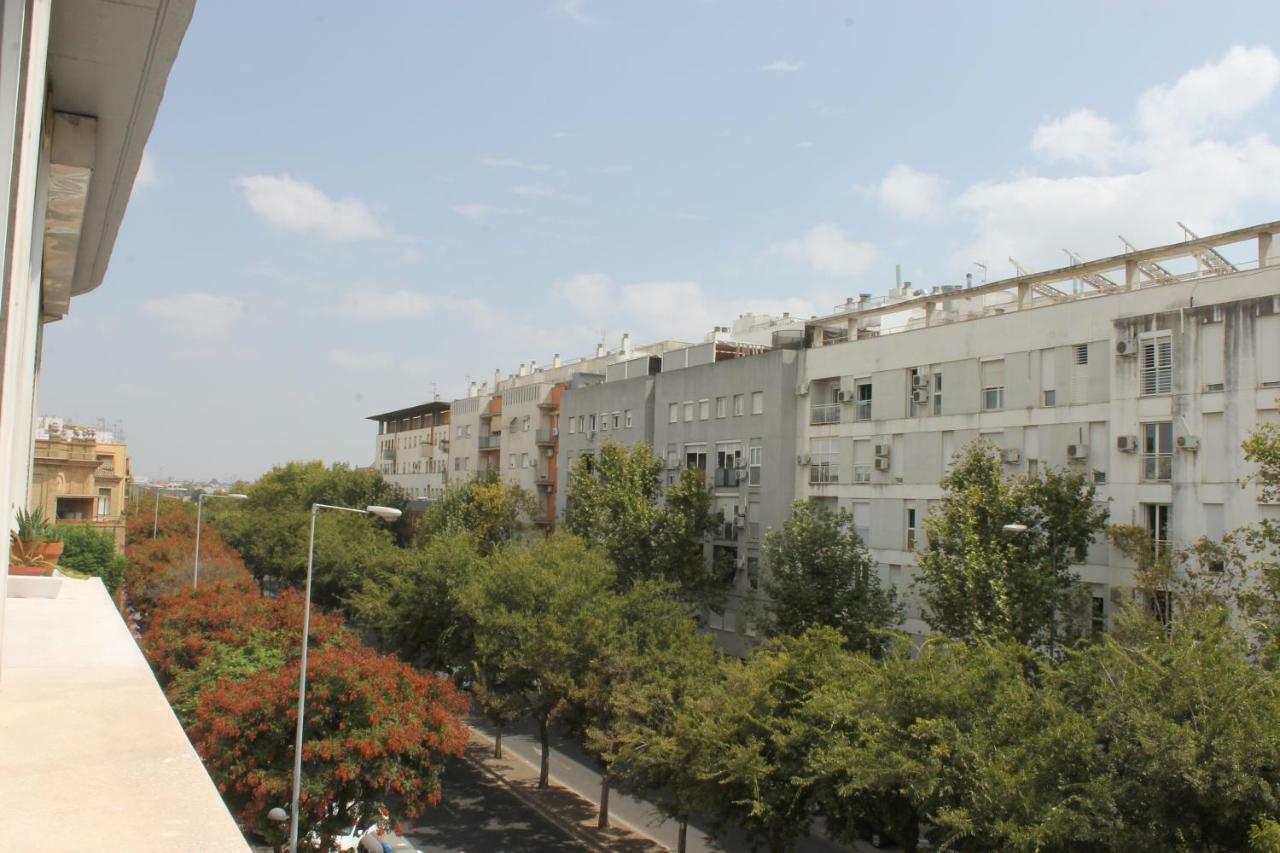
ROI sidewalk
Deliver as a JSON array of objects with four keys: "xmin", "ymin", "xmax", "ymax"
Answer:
[{"xmin": 463, "ymin": 722, "xmax": 666, "ymax": 852}]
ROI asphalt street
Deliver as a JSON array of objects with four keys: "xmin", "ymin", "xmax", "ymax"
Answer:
[{"xmin": 400, "ymin": 758, "xmax": 587, "ymax": 853}]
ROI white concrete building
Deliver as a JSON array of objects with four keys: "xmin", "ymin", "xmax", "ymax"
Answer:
[
  {"xmin": 800, "ymin": 222, "xmax": 1280, "ymax": 635},
  {"xmin": 368, "ymin": 401, "xmax": 451, "ymax": 502}
]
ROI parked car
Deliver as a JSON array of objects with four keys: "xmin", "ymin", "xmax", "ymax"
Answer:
[{"xmin": 333, "ymin": 821, "xmax": 422, "ymax": 853}]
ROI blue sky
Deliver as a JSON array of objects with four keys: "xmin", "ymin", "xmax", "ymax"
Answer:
[{"xmin": 41, "ymin": 1, "xmax": 1280, "ymax": 481}]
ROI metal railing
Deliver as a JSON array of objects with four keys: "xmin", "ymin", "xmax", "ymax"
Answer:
[
  {"xmin": 479, "ymin": 435, "xmax": 500, "ymax": 450},
  {"xmin": 713, "ymin": 467, "xmax": 741, "ymax": 488},
  {"xmin": 810, "ymin": 404, "xmax": 841, "ymax": 425},
  {"xmin": 536, "ymin": 428, "xmax": 554, "ymax": 444},
  {"xmin": 809, "ymin": 463, "xmax": 839, "ymax": 484},
  {"xmin": 1142, "ymin": 453, "xmax": 1172, "ymax": 481}
]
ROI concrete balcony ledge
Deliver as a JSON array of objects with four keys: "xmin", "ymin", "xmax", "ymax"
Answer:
[{"xmin": 0, "ymin": 576, "xmax": 248, "ymax": 851}]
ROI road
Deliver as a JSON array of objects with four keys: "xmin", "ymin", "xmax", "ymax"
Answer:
[
  {"xmin": 399, "ymin": 758, "xmax": 587, "ymax": 852},
  {"xmin": 474, "ymin": 717, "xmax": 853, "ymax": 853}
]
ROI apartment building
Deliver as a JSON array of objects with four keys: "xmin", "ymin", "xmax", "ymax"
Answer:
[
  {"xmin": 28, "ymin": 417, "xmax": 130, "ymax": 549},
  {"xmin": 800, "ymin": 221, "xmax": 1280, "ymax": 635},
  {"xmin": 368, "ymin": 401, "xmax": 451, "ymax": 502}
]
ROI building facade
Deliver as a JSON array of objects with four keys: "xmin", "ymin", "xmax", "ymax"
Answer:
[
  {"xmin": 28, "ymin": 417, "xmax": 130, "ymax": 548},
  {"xmin": 369, "ymin": 401, "xmax": 451, "ymax": 502}
]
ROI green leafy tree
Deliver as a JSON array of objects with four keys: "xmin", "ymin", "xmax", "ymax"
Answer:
[
  {"xmin": 352, "ymin": 532, "xmax": 482, "ymax": 672},
  {"xmin": 460, "ymin": 533, "xmax": 616, "ymax": 781},
  {"xmin": 414, "ymin": 471, "xmax": 535, "ymax": 554},
  {"xmin": 575, "ymin": 581, "xmax": 717, "ymax": 829},
  {"xmin": 564, "ymin": 442, "xmax": 722, "ymax": 606},
  {"xmin": 915, "ymin": 439, "xmax": 1108, "ymax": 646},
  {"xmin": 762, "ymin": 501, "xmax": 901, "ymax": 655},
  {"xmin": 56, "ymin": 524, "xmax": 128, "ymax": 593}
]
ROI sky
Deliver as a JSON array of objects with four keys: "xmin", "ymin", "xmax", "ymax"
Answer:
[{"xmin": 39, "ymin": 0, "xmax": 1280, "ymax": 482}]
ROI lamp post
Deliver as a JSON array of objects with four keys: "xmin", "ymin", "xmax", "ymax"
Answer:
[
  {"xmin": 287, "ymin": 503, "xmax": 403, "ymax": 853},
  {"xmin": 193, "ymin": 492, "xmax": 248, "ymax": 589},
  {"xmin": 151, "ymin": 485, "xmax": 185, "ymax": 539}
]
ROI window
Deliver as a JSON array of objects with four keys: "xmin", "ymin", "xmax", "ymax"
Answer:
[
  {"xmin": 1074, "ymin": 343, "xmax": 1089, "ymax": 365},
  {"xmin": 683, "ymin": 401, "xmax": 695, "ymax": 421},
  {"xmin": 932, "ymin": 372, "xmax": 943, "ymax": 416},
  {"xmin": 751, "ymin": 391, "xmax": 764, "ymax": 414},
  {"xmin": 810, "ymin": 438, "xmax": 839, "ymax": 484},
  {"xmin": 716, "ymin": 397, "xmax": 728, "ymax": 418},
  {"xmin": 906, "ymin": 507, "xmax": 918, "ymax": 550},
  {"xmin": 733, "ymin": 394, "xmax": 745, "ymax": 416},
  {"xmin": 855, "ymin": 381, "xmax": 872, "ymax": 421},
  {"xmin": 749, "ymin": 445, "xmax": 762, "ymax": 486},
  {"xmin": 669, "ymin": 403, "xmax": 679, "ymax": 423},
  {"xmin": 1091, "ymin": 595, "xmax": 1106, "ymax": 635},
  {"xmin": 521, "ymin": 452, "xmax": 529, "ymax": 468},
  {"xmin": 981, "ymin": 359, "xmax": 1005, "ymax": 411},
  {"xmin": 746, "ymin": 556, "xmax": 760, "ymax": 590},
  {"xmin": 909, "ymin": 368, "xmax": 925, "ymax": 417},
  {"xmin": 577, "ymin": 415, "xmax": 585, "ymax": 433},
  {"xmin": 1141, "ymin": 422, "xmax": 1173, "ymax": 481},
  {"xmin": 568, "ymin": 418, "xmax": 576, "ymax": 435},
  {"xmin": 508, "ymin": 453, "xmax": 516, "ymax": 469},
  {"xmin": 1043, "ymin": 389, "xmax": 1056, "ymax": 407},
  {"xmin": 600, "ymin": 413, "xmax": 609, "ymax": 432},
  {"xmin": 612, "ymin": 412, "xmax": 621, "ymax": 429},
  {"xmin": 685, "ymin": 445, "xmax": 708, "ymax": 470},
  {"xmin": 1144, "ymin": 503, "xmax": 1171, "ymax": 557},
  {"xmin": 523, "ymin": 416, "xmax": 531, "ymax": 432},
  {"xmin": 588, "ymin": 414, "xmax": 597, "ymax": 432},
  {"xmin": 699, "ymin": 399, "xmax": 710, "ymax": 420},
  {"xmin": 1140, "ymin": 332, "xmax": 1173, "ymax": 396},
  {"xmin": 96, "ymin": 488, "xmax": 111, "ymax": 518}
]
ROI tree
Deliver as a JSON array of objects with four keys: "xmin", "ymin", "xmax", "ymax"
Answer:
[
  {"xmin": 56, "ymin": 524, "xmax": 128, "ymax": 593},
  {"xmin": 605, "ymin": 590, "xmax": 724, "ymax": 850},
  {"xmin": 123, "ymin": 529, "xmax": 252, "ymax": 616},
  {"xmin": 414, "ymin": 472, "xmax": 535, "ymax": 555},
  {"xmin": 575, "ymin": 580, "xmax": 717, "ymax": 829},
  {"xmin": 762, "ymin": 501, "xmax": 901, "ymax": 655},
  {"xmin": 190, "ymin": 645, "xmax": 468, "ymax": 848},
  {"xmin": 352, "ymin": 532, "xmax": 482, "ymax": 672},
  {"xmin": 564, "ymin": 442, "xmax": 723, "ymax": 606},
  {"xmin": 693, "ymin": 628, "xmax": 859, "ymax": 853},
  {"xmin": 915, "ymin": 439, "xmax": 1109, "ymax": 646},
  {"xmin": 460, "ymin": 533, "xmax": 616, "ymax": 784},
  {"xmin": 214, "ymin": 461, "xmax": 409, "ymax": 591}
]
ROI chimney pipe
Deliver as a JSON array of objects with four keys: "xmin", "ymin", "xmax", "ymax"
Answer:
[
  {"xmin": 621, "ymin": 332, "xmax": 631, "ymax": 354},
  {"xmin": 493, "ymin": 368, "xmax": 500, "ymax": 389},
  {"xmin": 596, "ymin": 343, "xmax": 605, "ymax": 358},
  {"xmin": 553, "ymin": 353, "xmax": 561, "ymax": 368},
  {"xmin": 530, "ymin": 359, "xmax": 539, "ymax": 374}
]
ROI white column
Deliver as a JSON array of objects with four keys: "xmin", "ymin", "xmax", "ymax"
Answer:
[{"xmin": 0, "ymin": 0, "xmax": 52, "ymax": 679}]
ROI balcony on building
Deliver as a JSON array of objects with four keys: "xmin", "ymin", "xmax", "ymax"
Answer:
[
  {"xmin": 535, "ymin": 427, "xmax": 556, "ymax": 446},
  {"xmin": 810, "ymin": 402, "xmax": 841, "ymax": 425},
  {"xmin": 713, "ymin": 467, "xmax": 741, "ymax": 489},
  {"xmin": 479, "ymin": 434, "xmax": 501, "ymax": 450}
]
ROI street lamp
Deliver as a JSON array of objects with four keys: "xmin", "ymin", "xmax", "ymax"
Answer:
[
  {"xmin": 193, "ymin": 492, "xmax": 248, "ymax": 589},
  {"xmin": 151, "ymin": 485, "xmax": 185, "ymax": 539},
  {"xmin": 1002, "ymin": 523, "xmax": 1029, "ymax": 534},
  {"xmin": 287, "ymin": 503, "xmax": 403, "ymax": 853}
]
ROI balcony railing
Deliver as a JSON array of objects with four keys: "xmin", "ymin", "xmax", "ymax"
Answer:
[
  {"xmin": 381, "ymin": 447, "xmax": 396, "ymax": 460},
  {"xmin": 810, "ymin": 404, "xmax": 841, "ymax": 425},
  {"xmin": 479, "ymin": 435, "xmax": 501, "ymax": 450},
  {"xmin": 713, "ymin": 467, "xmax": 741, "ymax": 488},
  {"xmin": 536, "ymin": 428, "xmax": 555, "ymax": 445},
  {"xmin": 1142, "ymin": 453, "xmax": 1172, "ymax": 482},
  {"xmin": 855, "ymin": 400, "xmax": 872, "ymax": 421},
  {"xmin": 809, "ymin": 463, "xmax": 839, "ymax": 485}
]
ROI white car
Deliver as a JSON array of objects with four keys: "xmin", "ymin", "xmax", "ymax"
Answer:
[{"xmin": 333, "ymin": 822, "xmax": 422, "ymax": 853}]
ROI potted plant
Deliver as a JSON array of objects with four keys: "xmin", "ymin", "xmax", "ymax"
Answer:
[
  {"xmin": 9, "ymin": 533, "xmax": 54, "ymax": 577},
  {"xmin": 12, "ymin": 507, "xmax": 62, "ymax": 567}
]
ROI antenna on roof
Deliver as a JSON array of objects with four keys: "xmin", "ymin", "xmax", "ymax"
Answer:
[{"xmin": 972, "ymin": 261, "xmax": 987, "ymax": 283}]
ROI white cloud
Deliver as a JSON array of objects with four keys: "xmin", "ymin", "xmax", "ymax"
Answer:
[
  {"xmin": 512, "ymin": 182, "xmax": 588, "ymax": 202},
  {"xmin": 135, "ymin": 150, "xmax": 159, "ymax": 189},
  {"xmin": 481, "ymin": 157, "xmax": 551, "ymax": 172},
  {"xmin": 1031, "ymin": 109, "xmax": 1125, "ymax": 168},
  {"xmin": 553, "ymin": 0, "xmax": 594, "ymax": 24},
  {"xmin": 774, "ymin": 224, "xmax": 878, "ymax": 276},
  {"xmin": 761, "ymin": 60, "xmax": 801, "ymax": 73},
  {"xmin": 141, "ymin": 293, "xmax": 243, "ymax": 339},
  {"xmin": 328, "ymin": 349, "xmax": 393, "ymax": 371},
  {"xmin": 235, "ymin": 174, "xmax": 392, "ymax": 241},
  {"xmin": 1136, "ymin": 45, "xmax": 1280, "ymax": 141},
  {"xmin": 948, "ymin": 45, "xmax": 1280, "ymax": 272},
  {"xmin": 324, "ymin": 288, "xmax": 432, "ymax": 320},
  {"xmin": 453, "ymin": 203, "xmax": 526, "ymax": 221},
  {"xmin": 878, "ymin": 164, "xmax": 945, "ymax": 220},
  {"xmin": 553, "ymin": 273, "xmax": 613, "ymax": 315}
]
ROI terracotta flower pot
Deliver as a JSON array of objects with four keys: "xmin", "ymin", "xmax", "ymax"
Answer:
[
  {"xmin": 8, "ymin": 563, "xmax": 54, "ymax": 577},
  {"xmin": 38, "ymin": 541, "xmax": 64, "ymax": 564}
]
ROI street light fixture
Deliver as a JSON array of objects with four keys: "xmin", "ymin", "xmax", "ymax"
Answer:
[
  {"xmin": 287, "ymin": 503, "xmax": 403, "ymax": 853},
  {"xmin": 1003, "ymin": 523, "xmax": 1029, "ymax": 534},
  {"xmin": 151, "ymin": 485, "xmax": 185, "ymax": 539},
  {"xmin": 193, "ymin": 492, "xmax": 248, "ymax": 589}
]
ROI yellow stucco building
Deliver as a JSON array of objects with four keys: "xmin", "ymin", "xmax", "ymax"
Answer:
[{"xmin": 28, "ymin": 418, "xmax": 129, "ymax": 549}]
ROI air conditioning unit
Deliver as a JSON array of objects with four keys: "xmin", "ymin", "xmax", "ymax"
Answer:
[
  {"xmin": 734, "ymin": 458, "xmax": 748, "ymax": 470},
  {"xmin": 795, "ymin": 382, "xmax": 810, "ymax": 397},
  {"xmin": 853, "ymin": 469, "xmax": 872, "ymax": 483},
  {"xmin": 873, "ymin": 457, "xmax": 891, "ymax": 471},
  {"xmin": 734, "ymin": 515, "xmax": 746, "ymax": 529},
  {"xmin": 874, "ymin": 443, "xmax": 891, "ymax": 458},
  {"xmin": 1067, "ymin": 444, "xmax": 1089, "ymax": 460},
  {"xmin": 836, "ymin": 389, "xmax": 852, "ymax": 403},
  {"xmin": 911, "ymin": 388, "xmax": 930, "ymax": 405},
  {"xmin": 1115, "ymin": 338, "xmax": 1138, "ymax": 357},
  {"xmin": 1176, "ymin": 435, "xmax": 1200, "ymax": 451},
  {"xmin": 1116, "ymin": 435, "xmax": 1138, "ymax": 453},
  {"xmin": 911, "ymin": 372, "xmax": 930, "ymax": 389},
  {"xmin": 1002, "ymin": 448, "xmax": 1022, "ymax": 465},
  {"xmin": 797, "ymin": 454, "xmax": 811, "ymax": 466}
]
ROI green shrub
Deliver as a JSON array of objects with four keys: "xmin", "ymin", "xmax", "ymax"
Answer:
[{"xmin": 57, "ymin": 525, "xmax": 127, "ymax": 594}]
